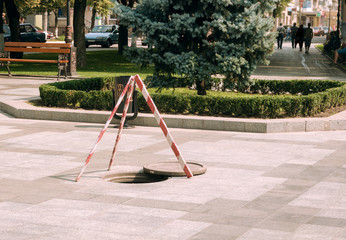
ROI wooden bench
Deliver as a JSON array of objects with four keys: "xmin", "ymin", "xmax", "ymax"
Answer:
[{"xmin": 0, "ymin": 42, "xmax": 72, "ymax": 80}]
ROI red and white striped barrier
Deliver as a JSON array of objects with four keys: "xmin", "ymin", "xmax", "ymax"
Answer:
[
  {"xmin": 75, "ymin": 76, "xmax": 133, "ymax": 182},
  {"xmin": 108, "ymin": 77, "xmax": 135, "ymax": 170},
  {"xmin": 133, "ymin": 75, "xmax": 193, "ymax": 178},
  {"xmin": 76, "ymin": 74, "xmax": 193, "ymax": 181}
]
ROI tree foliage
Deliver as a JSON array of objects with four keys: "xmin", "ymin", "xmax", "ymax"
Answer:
[
  {"xmin": 87, "ymin": 0, "xmax": 114, "ymax": 30},
  {"xmin": 273, "ymin": 0, "xmax": 292, "ymax": 18},
  {"xmin": 117, "ymin": 0, "xmax": 276, "ymax": 95}
]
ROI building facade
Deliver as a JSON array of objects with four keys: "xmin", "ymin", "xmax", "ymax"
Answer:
[
  {"xmin": 279, "ymin": 0, "xmax": 345, "ymax": 40},
  {"xmin": 280, "ymin": 0, "xmax": 338, "ymax": 27}
]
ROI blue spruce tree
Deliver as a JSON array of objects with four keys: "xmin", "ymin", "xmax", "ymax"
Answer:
[{"xmin": 117, "ymin": 0, "xmax": 276, "ymax": 95}]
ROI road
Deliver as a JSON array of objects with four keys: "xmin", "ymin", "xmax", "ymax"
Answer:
[{"xmin": 253, "ymin": 36, "xmax": 345, "ymax": 81}]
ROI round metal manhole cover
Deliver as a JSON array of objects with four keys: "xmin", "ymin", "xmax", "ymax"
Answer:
[
  {"xmin": 143, "ymin": 161, "xmax": 207, "ymax": 177},
  {"xmin": 103, "ymin": 172, "xmax": 168, "ymax": 184}
]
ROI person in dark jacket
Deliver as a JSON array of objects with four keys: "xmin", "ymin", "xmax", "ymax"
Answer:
[
  {"xmin": 290, "ymin": 23, "xmax": 298, "ymax": 48},
  {"xmin": 304, "ymin": 23, "xmax": 313, "ymax": 54},
  {"xmin": 295, "ymin": 24, "xmax": 305, "ymax": 51}
]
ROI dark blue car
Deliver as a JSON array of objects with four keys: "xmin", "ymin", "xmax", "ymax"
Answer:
[{"xmin": 4, "ymin": 23, "xmax": 46, "ymax": 42}]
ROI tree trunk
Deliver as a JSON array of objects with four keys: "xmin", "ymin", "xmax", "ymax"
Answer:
[
  {"xmin": 196, "ymin": 80, "xmax": 206, "ymax": 95},
  {"xmin": 118, "ymin": 0, "xmax": 134, "ymax": 55},
  {"xmin": 53, "ymin": 10, "xmax": 58, "ymax": 37},
  {"xmin": 4, "ymin": 0, "xmax": 21, "ymax": 58},
  {"xmin": 91, "ymin": 2, "xmax": 97, "ymax": 30},
  {"xmin": 4, "ymin": 0, "xmax": 20, "ymax": 42},
  {"xmin": 73, "ymin": 0, "xmax": 87, "ymax": 68},
  {"xmin": 0, "ymin": 0, "xmax": 4, "ymax": 33},
  {"xmin": 118, "ymin": 25, "xmax": 128, "ymax": 54}
]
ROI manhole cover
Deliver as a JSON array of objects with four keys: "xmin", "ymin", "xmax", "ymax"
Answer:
[
  {"xmin": 103, "ymin": 172, "xmax": 168, "ymax": 184},
  {"xmin": 143, "ymin": 161, "xmax": 207, "ymax": 177}
]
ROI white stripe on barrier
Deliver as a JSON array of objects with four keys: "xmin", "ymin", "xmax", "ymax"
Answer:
[
  {"xmin": 141, "ymin": 87, "xmax": 150, "ymax": 102},
  {"xmin": 153, "ymin": 110, "xmax": 161, "ymax": 123},
  {"xmin": 166, "ymin": 133, "xmax": 173, "ymax": 148}
]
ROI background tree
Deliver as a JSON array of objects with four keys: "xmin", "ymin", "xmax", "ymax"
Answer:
[
  {"xmin": 15, "ymin": 0, "xmax": 40, "ymax": 17},
  {"xmin": 117, "ymin": 0, "xmax": 276, "ymax": 95},
  {"xmin": 0, "ymin": 0, "xmax": 4, "ymax": 34},
  {"xmin": 117, "ymin": 0, "xmax": 136, "ymax": 54},
  {"xmin": 33, "ymin": 0, "xmax": 66, "ymax": 38},
  {"xmin": 273, "ymin": 0, "xmax": 292, "ymax": 18},
  {"xmin": 73, "ymin": 0, "xmax": 87, "ymax": 68},
  {"xmin": 3, "ymin": 0, "xmax": 65, "ymax": 39},
  {"xmin": 88, "ymin": 0, "xmax": 114, "ymax": 30},
  {"xmin": 4, "ymin": 0, "xmax": 20, "ymax": 42}
]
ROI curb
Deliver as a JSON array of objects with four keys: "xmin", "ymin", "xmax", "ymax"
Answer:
[{"xmin": 1, "ymin": 98, "xmax": 346, "ymax": 133}]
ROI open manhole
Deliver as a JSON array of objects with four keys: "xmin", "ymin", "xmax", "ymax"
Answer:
[
  {"xmin": 103, "ymin": 172, "xmax": 168, "ymax": 184},
  {"xmin": 143, "ymin": 161, "xmax": 207, "ymax": 177}
]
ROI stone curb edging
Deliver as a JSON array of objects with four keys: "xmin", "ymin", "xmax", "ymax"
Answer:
[{"xmin": 1, "ymin": 99, "xmax": 346, "ymax": 133}]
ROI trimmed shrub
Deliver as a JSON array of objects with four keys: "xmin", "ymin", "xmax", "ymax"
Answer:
[{"xmin": 39, "ymin": 78, "xmax": 346, "ymax": 118}]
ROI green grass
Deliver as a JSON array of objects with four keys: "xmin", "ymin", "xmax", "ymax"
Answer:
[{"xmin": 0, "ymin": 50, "xmax": 154, "ymax": 78}]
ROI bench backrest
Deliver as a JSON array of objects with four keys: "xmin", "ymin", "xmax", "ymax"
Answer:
[{"xmin": 4, "ymin": 42, "xmax": 71, "ymax": 54}]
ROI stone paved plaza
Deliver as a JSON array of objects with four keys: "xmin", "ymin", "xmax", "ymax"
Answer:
[{"xmin": 0, "ymin": 111, "xmax": 345, "ymax": 239}]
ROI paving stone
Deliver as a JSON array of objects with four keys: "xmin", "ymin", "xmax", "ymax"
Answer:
[
  {"xmin": 189, "ymin": 224, "xmax": 249, "ymax": 240},
  {"xmin": 307, "ymin": 216, "xmax": 346, "ymax": 228}
]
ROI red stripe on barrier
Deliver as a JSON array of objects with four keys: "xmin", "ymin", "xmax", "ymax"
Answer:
[
  {"xmin": 135, "ymin": 75, "xmax": 144, "ymax": 91},
  {"xmin": 159, "ymin": 119, "xmax": 168, "ymax": 136},
  {"xmin": 171, "ymin": 142, "xmax": 180, "ymax": 157},
  {"xmin": 184, "ymin": 165, "xmax": 193, "ymax": 178}
]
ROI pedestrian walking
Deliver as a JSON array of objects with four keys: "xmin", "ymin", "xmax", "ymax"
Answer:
[
  {"xmin": 290, "ymin": 23, "xmax": 298, "ymax": 48},
  {"xmin": 295, "ymin": 24, "xmax": 304, "ymax": 51},
  {"xmin": 304, "ymin": 23, "xmax": 313, "ymax": 54},
  {"xmin": 276, "ymin": 23, "xmax": 286, "ymax": 49}
]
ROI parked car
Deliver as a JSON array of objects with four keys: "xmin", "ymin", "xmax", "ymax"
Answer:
[
  {"xmin": 3, "ymin": 23, "xmax": 46, "ymax": 42},
  {"xmin": 322, "ymin": 26, "xmax": 332, "ymax": 35},
  {"xmin": 313, "ymin": 27, "xmax": 324, "ymax": 36},
  {"xmin": 34, "ymin": 25, "xmax": 54, "ymax": 39},
  {"xmin": 85, "ymin": 25, "xmax": 119, "ymax": 48}
]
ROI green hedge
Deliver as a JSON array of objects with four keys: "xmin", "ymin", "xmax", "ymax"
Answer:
[
  {"xmin": 39, "ymin": 77, "xmax": 115, "ymax": 110},
  {"xmin": 39, "ymin": 78, "xmax": 346, "ymax": 118}
]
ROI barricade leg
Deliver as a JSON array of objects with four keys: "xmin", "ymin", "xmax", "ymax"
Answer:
[
  {"xmin": 75, "ymin": 76, "xmax": 133, "ymax": 182},
  {"xmin": 108, "ymin": 77, "xmax": 135, "ymax": 170},
  {"xmin": 134, "ymin": 75, "xmax": 193, "ymax": 178}
]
